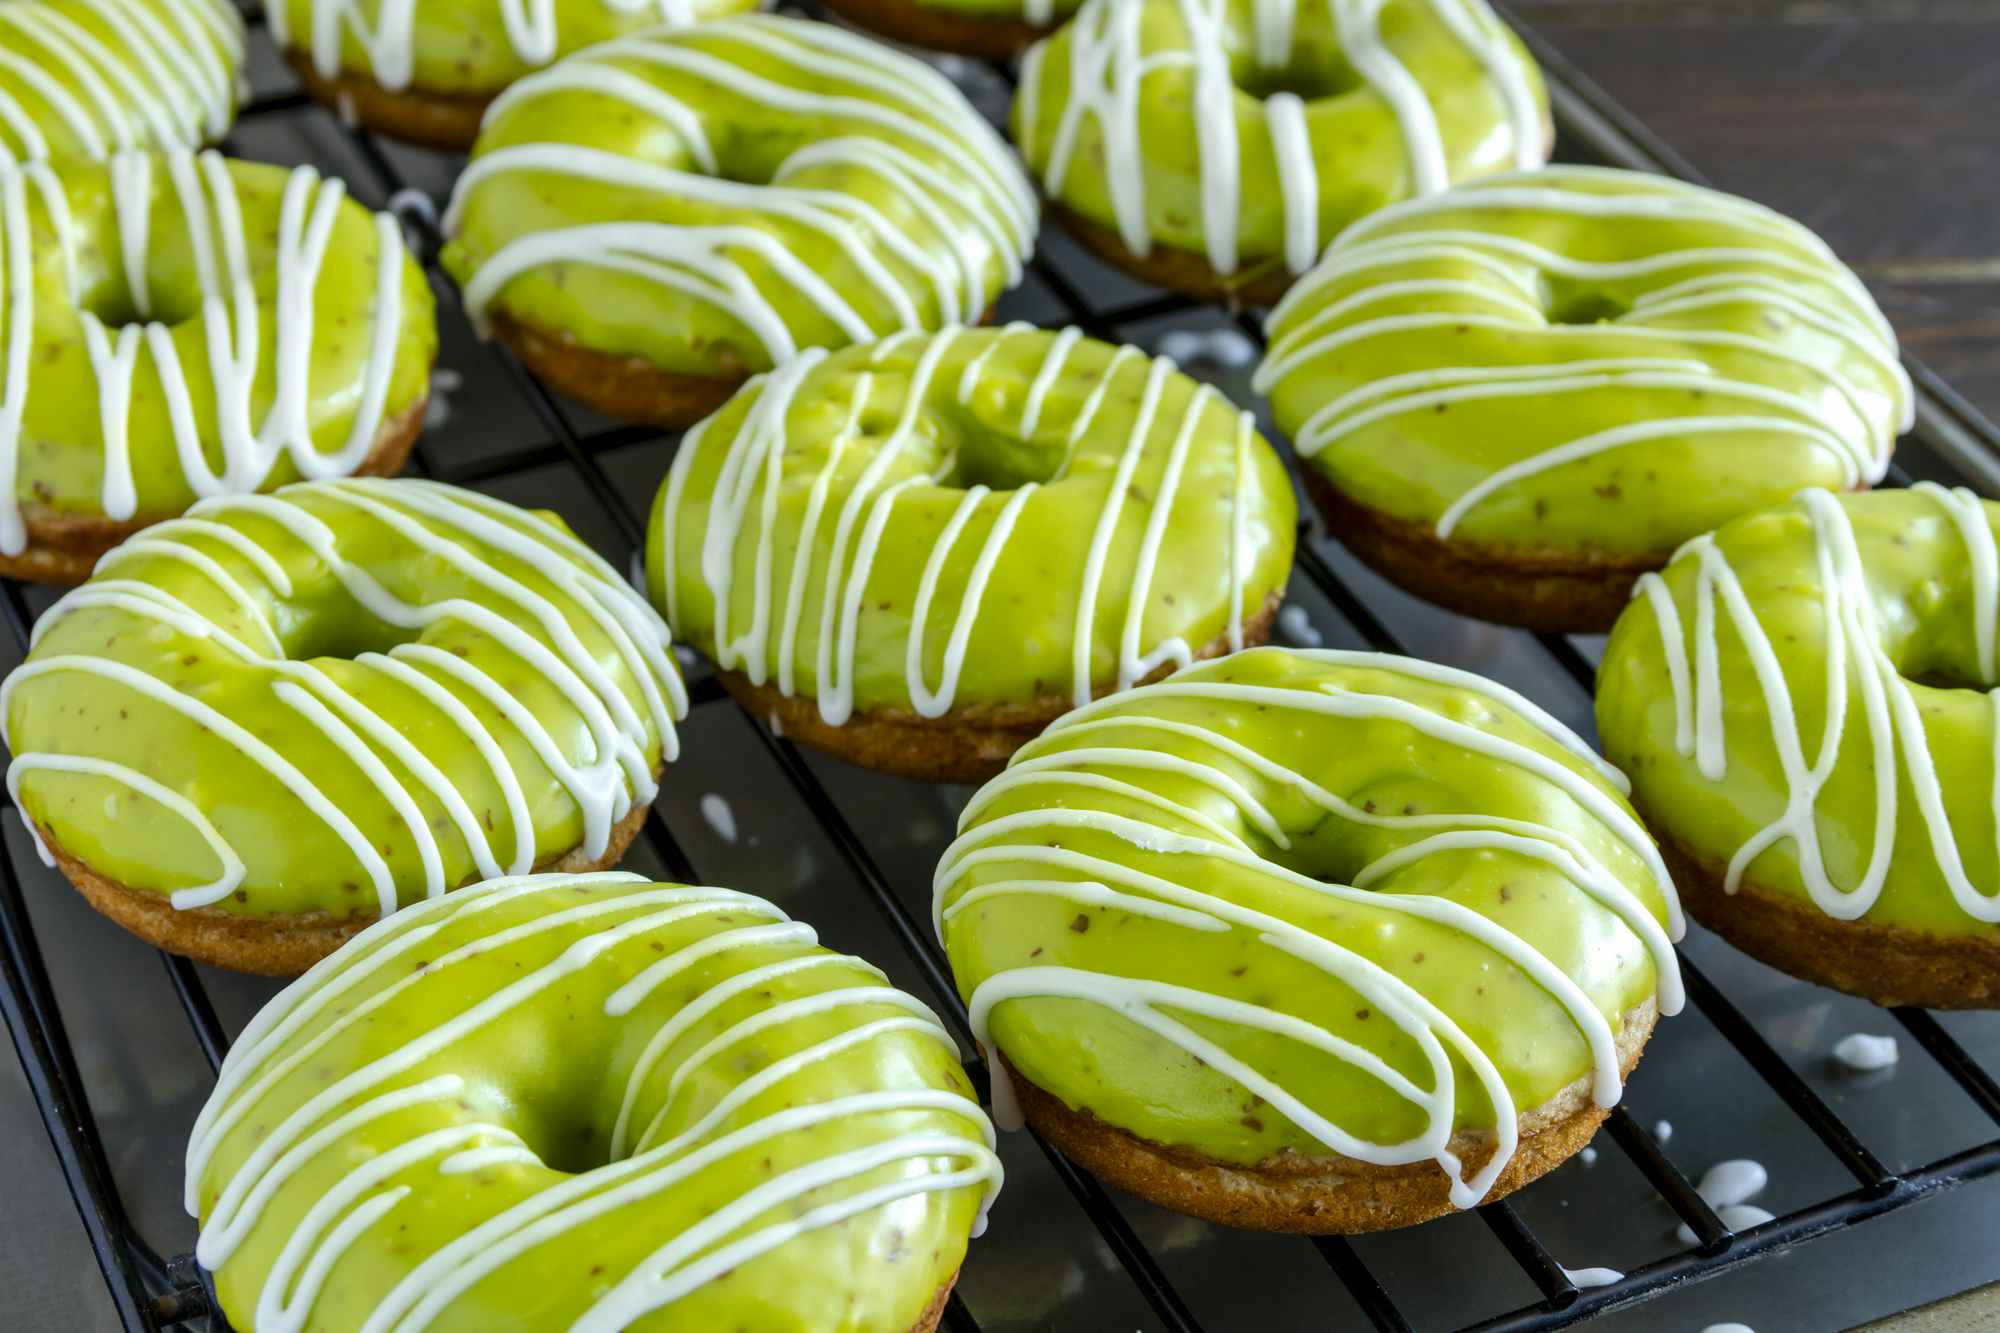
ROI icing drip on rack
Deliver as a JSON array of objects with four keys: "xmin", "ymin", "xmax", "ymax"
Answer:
[
  {"xmin": 656, "ymin": 326, "xmax": 1265, "ymax": 724},
  {"xmin": 184, "ymin": 872, "xmax": 1001, "ymax": 1331},
  {"xmin": 447, "ymin": 15, "xmax": 1035, "ymax": 362},
  {"xmin": 1021, "ymin": 0, "xmax": 1541, "ymax": 277},
  {"xmin": 937, "ymin": 650, "xmax": 1683, "ymax": 1207},
  {"xmin": 1256, "ymin": 167, "xmax": 1911, "ymax": 537},
  {"xmin": 1635, "ymin": 483, "xmax": 2000, "ymax": 922},
  {"xmin": 0, "ymin": 0, "xmax": 242, "ymax": 163},
  {"xmin": 0, "ymin": 149, "xmax": 412, "ymax": 552},
  {"xmin": 4, "ymin": 479, "xmax": 686, "ymax": 916}
]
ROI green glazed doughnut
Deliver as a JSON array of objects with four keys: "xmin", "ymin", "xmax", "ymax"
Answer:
[
  {"xmin": 0, "ymin": 0, "xmax": 242, "ymax": 163},
  {"xmin": 646, "ymin": 324, "xmax": 1298, "ymax": 782},
  {"xmin": 1256, "ymin": 165, "xmax": 1911, "ymax": 633},
  {"xmin": 938, "ymin": 646, "xmax": 1681, "ymax": 1231},
  {"xmin": 441, "ymin": 15, "xmax": 1038, "ymax": 429},
  {"xmin": 1012, "ymin": 0, "xmax": 1548, "ymax": 303},
  {"xmin": 267, "ymin": 0, "xmax": 759, "ymax": 150},
  {"xmin": 1598, "ymin": 486, "xmax": 2000, "ymax": 1008},
  {"xmin": 3, "ymin": 479, "xmax": 686, "ymax": 974},
  {"xmin": 0, "ymin": 150, "xmax": 437, "ymax": 583},
  {"xmin": 187, "ymin": 871, "xmax": 1000, "ymax": 1332}
]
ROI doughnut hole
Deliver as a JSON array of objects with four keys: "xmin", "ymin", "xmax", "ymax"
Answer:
[
  {"xmin": 1541, "ymin": 274, "xmax": 1633, "ymax": 327},
  {"xmin": 1225, "ymin": 35, "xmax": 1365, "ymax": 103}
]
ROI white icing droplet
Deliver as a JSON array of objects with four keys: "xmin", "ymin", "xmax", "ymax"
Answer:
[
  {"xmin": 1703, "ymin": 1324, "xmax": 1756, "ymax": 1333},
  {"xmin": 1561, "ymin": 1265, "xmax": 1622, "ymax": 1289},
  {"xmin": 1653, "ymin": 1118, "xmax": 1673, "ymax": 1144},
  {"xmin": 1696, "ymin": 1158, "xmax": 1768, "ymax": 1209},
  {"xmin": 423, "ymin": 368, "xmax": 462, "ymax": 433},
  {"xmin": 1276, "ymin": 604, "xmax": 1323, "ymax": 647},
  {"xmin": 672, "ymin": 643, "xmax": 698, "ymax": 670},
  {"xmin": 699, "ymin": 793, "xmax": 738, "ymax": 845},
  {"xmin": 1156, "ymin": 327, "xmax": 1258, "ymax": 372},
  {"xmin": 1578, "ymin": 1146, "xmax": 1598, "ymax": 1166},
  {"xmin": 1832, "ymin": 1032, "xmax": 1899, "ymax": 1072},
  {"xmin": 1679, "ymin": 1204, "xmax": 1774, "ymax": 1245}
]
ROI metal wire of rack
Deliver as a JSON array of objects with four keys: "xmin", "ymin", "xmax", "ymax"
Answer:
[{"xmin": 3, "ymin": 4, "xmax": 2000, "ymax": 1332}]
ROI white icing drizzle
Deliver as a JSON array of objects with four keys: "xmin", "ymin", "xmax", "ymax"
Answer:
[
  {"xmin": 1636, "ymin": 485, "xmax": 2000, "ymax": 923},
  {"xmin": 5, "ymin": 479, "xmax": 684, "ymax": 916},
  {"xmin": 1679, "ymin": 1205, "xmax": 1773, "ymax": 1246},
  {"xmin": 1696, "ymin": 1158, "xmax": 1767, "ymax": 1209},
  {"xmin": 447, "ymin": 15, "xmax": 1034, "ymax": 362},
  {"xmin": 1258, "ymin": 168, "xmax": 1911, "ymax": 534},
  {"xmin": 937, "ymin": 650, "xmax": 1681, "ymax": 1207},
  {"xmin": 0, "ymin": 0, "xmax": 241, "ymax": 164},
  {"xmin": 269, "ymin": 0, "xmax": 694, "ymax": 90},
  {"xmin": 187, "ymin": 873, "xmax": 1001, "ymax": 1331},
  {"xmin": 1026, "ymin": 0, "xmax": 1540, "ymax": 278},
  {"xmin": 658, "ymin": 328, "xmax": 1267, "ymax": 724},
  {"xmin": 1561, "ymin": 1266, "xmax": 1621, "ymax": 1289},
  {"xmin": 0, "ymin": 150, "xmax": 412, "ymax": 552}
]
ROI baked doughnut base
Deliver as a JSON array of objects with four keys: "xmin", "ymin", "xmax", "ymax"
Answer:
[
  {"xmin": 284, "ymin": 51, "xmax": 490, "ymax": 152},
  {"xmin": 0, "ymin": 395, "xmax": 427, "ymax": 587},
  {"xmin": 1658, "ymin": 827, "xmax": 2000, "ymax": 1009},
  {"xmin": 1302, "ymin": 466, "xmax": 1660, "ymax": 635},
  {"xmin": 819, "ymin": 0, "xmax": 1051, "ymax": 59},
  {"xmin": 1051, "ymin": 203, "xmax": 1297, "ymax": 309},
  {"xmin": 713, "ymin": 595, "xmax": 1279, "ymax": 784},
  {"xmin": 32, "ymin": 787, "xmax": 654, "ymax": 976},
  {"xmin": 999, "ymin": 997, "xmax": 1656, "ymax": 1233},
  {"xmin": 911, "ymin": 1270, "xmax": 960, "ymax": 1333}
]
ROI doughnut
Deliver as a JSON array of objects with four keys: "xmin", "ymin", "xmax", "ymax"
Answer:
[
  {"xmin": 0, "ymin": 150, "xmax": 437, "ymax": 584},
  {"xmin": 2, "ymin": 479, "xmax": 686, "ymax": 975},
  {"xmin": 1599, "ymin": 487, "xmax": 2000, "ymax": 1009},
  {"xmin": 1256, "ymin": 166, "xmax": 1911, "ymax": 633},
  {"xmin": 0, "ymin": 0, "xmax": 242, "ymax": 163},
  {"xmin": 647, "ymin": 325, "xmax": 1298, "ymax": 783},
  {"xmin": 185, "ymin": 871, "xmax": 1001, "ymax": 1331},
  {"xmin": 938, "ymin": 646, "xmax": 1682, "ymax": 1232},
  {"xmin": 442, "ymin": 15, "xmax": 1038, "ymax": 429},
  {"xmin": 820, "ymin": 0, "xmax": 1075, "ymax": 60},
  {"xmin": 1013, "ymin": 0, "xmax": 1548, "ymax": 305},
  {"xmin": 267, "ymin": 0, "xmax": 758, "ymax": 151}
]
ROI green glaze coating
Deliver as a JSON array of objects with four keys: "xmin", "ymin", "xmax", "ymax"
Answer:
[
  {"xmin": 187, "ymin": 871, "xmax": 1000, "ymax": 1331},
  {"xmin": 268, "ymin": 0, "xmax": 756, "ymax": 99},
  {"xmin": 1598, "ymin": 486, "xmax": 2000, "ymax": 939},
  {"xmin": 1012, "ymin": 0, "xmax": 1547, "ymax": 287},
  {"xmin": 1256, "ymin": 166, "xmax": 1911, "ymax": 559},
  {"xmin": 0, "ymin": 0, "xmax": 242, "ymax": 163},
  {"xmin": 938, "ymin": 647, "xmax": 1681, "ymax": 1198},
  {"xmin": 441, "ymin": 15, "xmax": 1037, "ymax": 384},
  {"xmin": 646, "ymin": 325, "xmax": 1297, "ymax": 722},
  {"xmin": 4, "ymin": 479, "xmax": 685, "ymax": 922},
  {"xmin": 0, "ymin": 151, "xmax": 436, "ymax": 540}
]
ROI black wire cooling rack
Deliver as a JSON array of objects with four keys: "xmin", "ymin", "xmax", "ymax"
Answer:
[{"xmin": 5, "ymin": 4, "xmax": 2000, "ymax": 1331}]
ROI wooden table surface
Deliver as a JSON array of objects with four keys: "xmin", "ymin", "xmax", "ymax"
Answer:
[{"xmin": 1515, "ymin": 0, "xmax": 2000, "ymax": 420}]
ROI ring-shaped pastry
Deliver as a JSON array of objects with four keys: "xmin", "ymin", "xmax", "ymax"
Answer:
[
  {"xmin": 0, "ymin": 150, "xmax": 436, "ymax": 582},
  {"xmin": 443, "ymin": 14, "xmax": 1038, "ymax": 429},
  {"xmin": 268, "ymin": 0, "xmax": 759, "ymax": 150},
  {"xmin": 648, "ymin": 325, "xmax": 1298, "ymax": 782},
  {"xmin": 1599, "ymin": 486, "xmax": 2000, "ymax": 1009},
  {"xmin": 938, "ymin": 646, "xmax": 1681, "ymax": 1232},
  {"xmin": 1013, "ymin": 0, "xmax": 1548, "ymax": 303},
  {"xmin": 187, "ymin": 871, "xmax": 1000, "ymax": 1331},
  {"xmin": 0, "ymin": 0, "xmax": 242, "ymax": 163},
  {"xmin": 3, "ymin": 478, "xmax": 685, "ymax": 974},
  {"xmin": 1256, "ymin": 166, "xmax": 1911, "ymax": 632}
]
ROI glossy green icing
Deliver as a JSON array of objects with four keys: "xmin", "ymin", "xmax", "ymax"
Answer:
[
  {"xmin": 7, "ymin": 154, "xmax": 436, "ymax": 524},
  {"xmin": 5, "ymin": 479, "xmax": 681, "ymax": 921},
  {"xmin": 441, "ymin": 14, "xmax": 1036, "ymax": 384},
  {"xmin": 941, "ymin": 647, "xmax": 1673, "ymax": 1166},
  {"xmin": 1259, "ymin": 166, "xmax": 1910, "ymax": 558},
  {"xmin": 269, "ymin": 0, "xmax": 756, "ymax": 97},
  {"xmin": 1598, "ymin": 487, "xmax": 2000, "ymax": 939},
  {"xmin": 1012, "ymin": 0, "xmax": 1547, "ymax": 285},
  {"xmin": 190, "ymin": 872, "xmax": 994, "ymax": 1331},
  {"xmin": 646, "ymin": 326, "xmax": 1298, "ymax": 717},
  {"xmin": 0, "ymin": 0, "xmax": 243, "ymax": 163}
]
